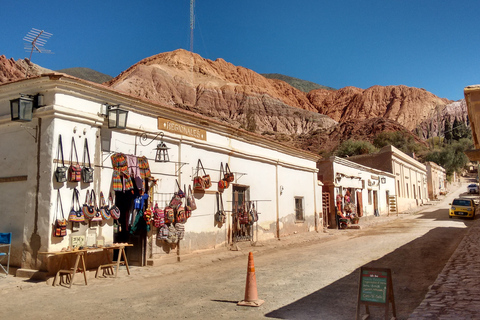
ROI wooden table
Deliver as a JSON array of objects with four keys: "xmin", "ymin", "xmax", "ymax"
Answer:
[
  {"xmin": 40, "ymin": 250, "xmax": 88, "ymax": 288},
  {"xmin": 95, "ymin": 244, "xmax": 133, "ymax": 278},
  {"xmin": 40, "ymin": 244, "xmax": 133, "ymax": 287}
]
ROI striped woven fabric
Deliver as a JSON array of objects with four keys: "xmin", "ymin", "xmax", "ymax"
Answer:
[
  {"xmin": 112, "ymin": 170, "xmax": 122, "ymax": 191},
  {"xmin": 138, "ymin": 156, "xmax": 151, "ymax": 179},
  {"xmin": 111, "ymin": 153, "xmax": 128, "ymax": 174},
  {"xmin": 123, "ymin": 173, "xmax": 134, "ymax": 191}
]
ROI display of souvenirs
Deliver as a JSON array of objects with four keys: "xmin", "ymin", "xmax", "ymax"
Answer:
[{"xmin": 110, "ymin": 153, "xmax": 151, "ymax": 192}]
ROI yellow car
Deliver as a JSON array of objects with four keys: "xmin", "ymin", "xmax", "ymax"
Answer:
[{"xmin": 449, "ymin": 198, "xmax": 476, "ymax": 219}]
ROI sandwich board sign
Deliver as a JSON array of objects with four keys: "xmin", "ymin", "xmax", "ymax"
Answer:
[{"xmin": 356, "ymin": 267, "xmax": 396, "ymax": 320}]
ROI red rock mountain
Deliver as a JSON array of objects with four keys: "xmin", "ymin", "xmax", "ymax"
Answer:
[
  {"xmin": 0, "ymin": 55, "xmax": 52, "ymax": 82},
  {"xmin": 106, "ymin": 49, "xmax": 336, "ymax": 135},
  {"xmin": 308, "ymin": 85, "xmax": 451, "ymax": 131},
  {"xmin": 0, "ymin": 50, "xmax": 460, "ymax": 153},
  {"xmin": 0, "ymin": 55, "xmax": 27, "ymax": 82}
]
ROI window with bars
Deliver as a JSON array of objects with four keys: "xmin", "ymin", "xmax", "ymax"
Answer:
[{"xmin": 295, "ymin": 197, "xmax": 304, "ymax": 221}]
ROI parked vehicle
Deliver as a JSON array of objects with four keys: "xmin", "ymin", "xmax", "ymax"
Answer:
[
  {"xmin": 449, "ymin": 198, "xmax": 476, "ymax": 219},
  {"xmin": 468, "ymin": 184, "xmax": 479, "ymax": 194}
]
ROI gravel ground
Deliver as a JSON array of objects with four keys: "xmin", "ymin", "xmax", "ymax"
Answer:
[{"xmin": 0, "ymin": 182, "xmax": 472, "ymax": 320}]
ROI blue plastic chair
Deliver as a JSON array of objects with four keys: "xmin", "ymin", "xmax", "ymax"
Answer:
[{"xmin": 0, "ymin": 233, "xmax": 12, "ymax": 277}]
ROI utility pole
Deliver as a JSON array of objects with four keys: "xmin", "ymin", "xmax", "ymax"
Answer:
[{"xmin": 190, "ymin": 0, "xmax": 195, "ymax": 52}]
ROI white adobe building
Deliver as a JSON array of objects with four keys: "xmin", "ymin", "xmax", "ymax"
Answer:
[
  {"xmin": 0, "ymin": 74, "xmax": 322, "ymax": 274},
  {"xmin": 317, "ymin": 156, "xmax": 396, "ymax": 228},
  {"xmin": 348, "ymin": 145, "xmax": 429, "ymax": 212}
]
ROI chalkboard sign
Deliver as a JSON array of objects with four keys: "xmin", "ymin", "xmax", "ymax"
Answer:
[
  {"xmin": 356, "ymin": 267, "xmax": 396, "ymax": 320},
  {"xmin": 360, "ymin": 269, "xmax": 388, "ymax": 303}
]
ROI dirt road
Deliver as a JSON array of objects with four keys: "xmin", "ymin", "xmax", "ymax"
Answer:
[{"xmin": 1, "ymin": 183, "xmax": 473, "ymax": 320}]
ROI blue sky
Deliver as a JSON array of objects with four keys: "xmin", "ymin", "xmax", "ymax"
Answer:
[{"xmin": 1, "ymin": 1, "xmax": 478, "ymax": 101}]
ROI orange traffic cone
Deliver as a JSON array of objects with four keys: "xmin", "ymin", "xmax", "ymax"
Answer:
[{"xmin": 238, "ymin": 252, "xmax": 265, "ymax": 307}]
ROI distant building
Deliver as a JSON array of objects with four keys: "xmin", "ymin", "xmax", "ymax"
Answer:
[
  {"xmin": 318, "ymin": 156, "xmax": 396, "ymax": 229},
  {"xmin": 347, "ymin": 145, "xmax": 429, "ymax": 212},
  {"xmin": 464, "ymin": 85, "xmax": 480, "ymax": 162},
  {"xmin": 426, "ymin": 162, "xmax": 447, "ymax": 199}
]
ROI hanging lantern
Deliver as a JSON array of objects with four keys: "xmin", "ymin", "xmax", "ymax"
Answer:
[
  {"xmin": 106, "ymin": 104, "xmax": 128, "ymax": 129},
  {"xmin": 155, "ymin": 142, "xmax": 169, "ymax": 162}
]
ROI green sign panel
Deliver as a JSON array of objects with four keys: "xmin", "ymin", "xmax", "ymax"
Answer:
[{"xmin": 360, "ymin": 270, "xmax": 388, "ymax": 303}]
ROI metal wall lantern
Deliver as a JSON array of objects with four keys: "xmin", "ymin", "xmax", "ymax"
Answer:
[
  {"xmin": 10, "ymin": 94, "xmax": 44, "ymax": 122},
  {"xmin": 155, "ymin": 135, "xmax": 170, "ymax": 163},
  {"xmin": 106, "ymin": 104, "xmax": 128, "ymax": 129},
  {"xmin": 139, "ymin": 131, "xmax": 170, "ymax": 163}
]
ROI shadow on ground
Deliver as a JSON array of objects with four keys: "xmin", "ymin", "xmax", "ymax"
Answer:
[{"xmin": 265, "ymin": 223, "xmax": 467, "ymax": 320}]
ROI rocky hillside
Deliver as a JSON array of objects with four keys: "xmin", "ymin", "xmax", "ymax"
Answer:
[
  {"xmin": 105, "ymin": 49, "xmax": 337, "ymax": 135},
  {"xmin": 295, "ymin": 117, "xmax": 427, "ymax": 155},
  {"xmin": 56, "ymin": 67, "xmax": 113, "ymax": 84},
  {"xmin": 415, "ymin": 99, "xmax": 468, "ymax": 139},
  {"xmin": 261, "ymin": 73, "xmax": 335, "ymax": 92},
  {"xmin": 0, "ymin": 50, "xmax": 465, "ymax": 154},
  {"xmin": 308, "ymin": 85, "xmax": 452, "ymax": 131},
  {"xmin": 0, "ymin": 55, "xmax": 52, "ymax": 82}
]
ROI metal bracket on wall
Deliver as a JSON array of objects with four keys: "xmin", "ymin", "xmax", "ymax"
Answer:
[
  {"xmin": 175, "ymin": 162, "xmax": 189, "ymax": 175},
  {"xmin": 20, "ymin": 124, "xmax": 38, "ymax": 143},
  {"xmin": 190, "ymin": 167, "xmax": 247, "ymax": 181},
  {"xmin": 235, "ymin": 172, "xmax": 247, "ymax": 180}
]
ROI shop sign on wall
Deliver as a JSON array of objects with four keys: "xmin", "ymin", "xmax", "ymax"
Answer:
[
  {"xmin": 158, "ymin": 117, "xmax": 207, "ymax": 141},
  {"xmin": 71, "ymin": 235, "xmax": 85, "ymax": 248}
]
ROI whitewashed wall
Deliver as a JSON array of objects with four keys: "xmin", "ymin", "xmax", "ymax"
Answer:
[
  {"xmin": 0, "ymin": 77, "xmax": 321, "ymax": 268},
  {"xmin": 331, "ymin": 160, "xmax": 395, "ymax": 217},
  {"xmin": 0, "ymin": 120, "xmax": 39, "ymax": 267}
]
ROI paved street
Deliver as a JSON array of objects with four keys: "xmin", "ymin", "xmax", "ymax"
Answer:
[
  {"xmin": 409, "ymin": 202, "xmax": 480, "ymax": 319},
  {"xmin": 0, "ymin": 182, "xmax": 476, "ymax": 319}
]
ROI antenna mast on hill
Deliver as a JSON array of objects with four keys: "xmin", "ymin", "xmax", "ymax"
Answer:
[
  {"xmin": 23, "ymin": 28, "xmax": 53, "ymax": 76},
  {"xmin": 190, "ymin": 0, "xmax": 195, "ymax": 52}
]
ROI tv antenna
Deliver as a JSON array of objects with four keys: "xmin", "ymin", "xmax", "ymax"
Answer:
[{"xmin": 23, "ymin": 28, "xmax": 53, "ymax": 76}]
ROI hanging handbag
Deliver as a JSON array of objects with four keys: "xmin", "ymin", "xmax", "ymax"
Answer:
[
  {"xmin": 90, "ymin": 190, "xmax": 103, "ymax": 222},
  {"xmin": 175, "ymin": 223, "xmax": 185, "ymax": 240},
  {"xmin": 99, "ymin": 191, "xmax": 111, "ymax": 220},
  {"xmin": 215, "ymin": 193, "xmax": 226, "ymax": 224},
  {"xmin": 82, "ymin": 190, "xmax": 96, "ymax": 219},
  {"xmin": 238, "ymin": 203, "xmax": 250, "ymax": 225},
  {"xmin": 53, "ymin": 190, "xmax": 67, "ymax": 237},
  {"xmin": 193, "ymin": 159, "xmax": 210, "ymax": 190},
  {"xmin": 166, "ymin": 224, "xmax": 178, "ymax": 244},
  {"xmin": 157, "ymin": 224, "xmax": 169, "ymax": 241},
  {"xmin": 55, "ymin": 135, "xmax": 68, "ymax": 183},
  {"xmin": 193, "ymin": 159, "xmax": 205, "ymax": 191},
  {"xmin": 68, "ymin": 137, "xmax": 82, "ymax": 182},
  {"xmin": 176, "ymin": 180, "xmax": 185, "ymax": 198},
  {"xmin": 164, "ymin": 206, "xmax": 174, "ymax": 224},
  {"xmin": 68, "ymin": 188, "xmax": 85, "ymax": 222},
  {"xmin": 186, "ymin": 185, "xmax": 197, "ymax": 211},
  {"xmin": 218, "ymin": 163, "xmax": 229, "ymax": 192},
  {"xmin": 109, "ymin": 192, "xmax": 121, "ymax": 220},
  {"xmin": 224, "ymin": 163, "xmax": 234, "ymax": 183},
  {"xmin": 203, "ymin": 165, "xmax": 212, "ymax": 189},
  {"xmin": 169, "ymin": 189, "xmax": 183, "ymax": 209},
  {"xmin": 250, "ymin": 201, "xmax": 259, "ymax": 223},
  {"xmin": 175, "ymin": 204, "xmax": 187, "ymax": 224},
  {"xmin": 153, "ymin": 203, "xmax": 165, "ymax": 228},
  {"xmin": 81, "ymin": 138, "xmax": 94, "ymax": 183}
]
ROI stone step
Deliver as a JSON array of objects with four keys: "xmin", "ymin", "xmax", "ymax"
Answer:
[{"xmin": 15, "ymin": 268, "xmax": 47, "ymax": 281}]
